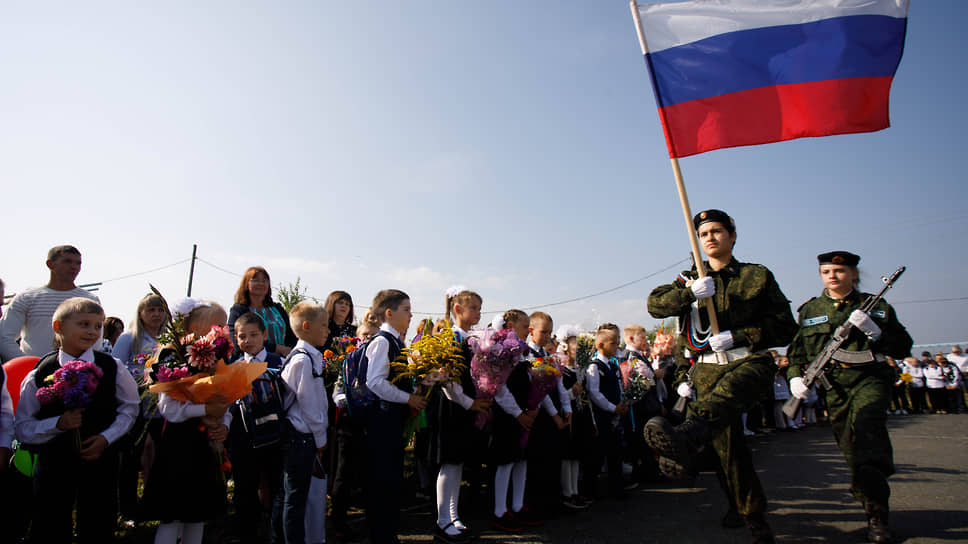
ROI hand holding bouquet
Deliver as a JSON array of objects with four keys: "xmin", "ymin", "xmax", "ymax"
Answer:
[{"xmin": 467, "ymin": 327, "xmax": 526, "ymax": 428}]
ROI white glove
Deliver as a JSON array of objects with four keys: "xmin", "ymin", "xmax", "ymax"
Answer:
[
  {"xmin": 690, "ymin": 276, "xmax": 716, "ymax": 299},
  {"xmin": 848, "ymin": 310, "xmax": 882, "ymax": 340},
  {"xmin": 677, "ymin": 382, "xmax": 694, "ymax": 398},
  {"xmin": 789, "ymin": 377, "xmax": 809, "ymax": 400},
  {"xmin": 709, "ymin": 330, "xmax": 734, "ymax": 352}
]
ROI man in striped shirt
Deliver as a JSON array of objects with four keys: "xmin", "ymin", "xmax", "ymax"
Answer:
[{"xmin": 0, "ymin": 245, "xmax": 99, "ymax": 362}]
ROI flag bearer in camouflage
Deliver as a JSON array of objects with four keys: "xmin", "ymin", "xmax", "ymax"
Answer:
[
  {"xmin": 644, "ymin": 209, "xmax": 797, "ymax": 544},
  {"xmin": 787, "ymin": 251, "xmax": 912, "ymax": 544}
]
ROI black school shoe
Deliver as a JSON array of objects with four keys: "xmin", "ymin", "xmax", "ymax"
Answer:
[
  {"xmin": 510, "ymin": 506, "xmax": 543, "ymax": 527},
  {"xmin": 434, "ymin": 522, "xmax": 470, "ymax": 544}
]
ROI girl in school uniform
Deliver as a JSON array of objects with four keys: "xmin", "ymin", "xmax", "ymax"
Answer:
[
  {"xmin": 143, "ymin": 299, "xmax": 232, "ymax": 544},
  {"xmin": 489, "ymin": 310, "xmax": 561, "ymax": 532},
  {"xmin": 554, "ymin": 325, "xmax": 592, "ymax": 510},
  {"xmin": 428, "ymin": 286, "xmax": 492, "ymax": 543}
]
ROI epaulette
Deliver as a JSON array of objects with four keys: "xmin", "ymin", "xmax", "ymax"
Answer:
[{"xmin": 797, "ymin": 297, "xmax": 818, "ymax": 313}]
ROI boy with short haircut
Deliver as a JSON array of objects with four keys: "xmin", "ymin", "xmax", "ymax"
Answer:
[
  {"xmin": 364, "ymin": 289, "xmax": 427, "ymax": 544},
  {"xmin": 525, "ymin": 311, "xmax": 570, "ymax": 518},
  {"xmin": 279, "ymin": 302, "xmax": 330, "ymax": 544},
  {"xmin": 623, "ymin": 324, "xmax": 663, "ymax": 484},
  {"xmin": 586, "ymin": 324, "xmax": 630, "ymax": 498},
  {"xmin": 229, "ymin": 312, "xmax": 285, "ymax": 542},
  {"xmin": 14, "ymin": 297, "xmax": 140, "ymax": 543}
]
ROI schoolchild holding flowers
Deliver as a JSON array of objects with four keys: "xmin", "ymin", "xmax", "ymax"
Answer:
[
  {"xmin": 586, "ymin": 324, "xmax": 630, "ymax": 499},
  {"xmin": 15, "ymin": 297, "xmax": 140, "ymax": 543},
  {"xmin": 430, "ymin": 286, "xmax": 492, "ymax": 543},
  {"xmin": 490, "ymin": 309, "xmax": 553, "ymax": 532},
  {"xmin": 143, "ymin": 299, "xmax": 232, "ymax": 544},
  {"xmin": 553, "ymin": 325, "xmax": 591, "ymax": 510},
  {"xmin": 364, "ymin": 289, "xmax": 427, "ymax": 544}
]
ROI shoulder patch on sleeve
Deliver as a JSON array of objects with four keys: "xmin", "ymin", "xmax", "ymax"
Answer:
[
  {"xmin": 802, "ymin": 315, "xmax": 828, "ymax": 327},
  {"xmin": 870, "ymin": 310, "xmax": 887, "ymax": 319}
]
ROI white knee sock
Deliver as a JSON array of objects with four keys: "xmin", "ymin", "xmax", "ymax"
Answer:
[
  {"xmin": 437, "ymin": 463, "xmax": 462, "ymax": 535},
  {"xmin": 560, "ymin": 461, "xmax": 573, "ymax": 497},
  {"xmin": 570, "ymin": 460, "xmax": 580, "ymax": 496},
  {"xmin": 494, "ymin": 463, "xmax": 513, "ymax": 518},
  {"xmin": 448, "ymin": 464, "xmax": 465, "ymax": 530},
  {"xmin": 180, "ymin": 522, "xmax": 205, "ymax": 544},
  {"xmin": 154, "ymin": 522, "xmax": 181, "ymax": 544},
  {"xmin": 511, "ymin": 460, "xmax": 527, "ymax": 513}
]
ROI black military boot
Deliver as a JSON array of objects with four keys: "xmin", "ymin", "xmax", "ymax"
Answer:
[
  {"xmin": 865, "ymin": 501, "xmax": 892, "ymax": 543},
  {"xmin": 643, "ymin": 415, "xmax": 709, "ymax": 479},
  {"xmin": 743, "ymin": 512, "xmax": 775, "ymax": 544}
]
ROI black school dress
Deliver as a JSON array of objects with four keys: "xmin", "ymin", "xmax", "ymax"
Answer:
[
  {"xmin": 427, "ymin": 342, "xmax": 483, "ymax": 465},
  {"xmin": 490, "ymin": 361, "xmax": 530, "ymax": 465},
  {"xmin": 142, "ymin": 406, "xmax": 227, "ymax": 523},
  {"xmin": 558, "ymin": 365, "xmax": 593, "ymax": 461}
]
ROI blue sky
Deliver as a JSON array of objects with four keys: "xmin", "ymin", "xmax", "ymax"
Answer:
[{"xmin": 1, "ymin": 1, "xmax": 964, "ymax": 347}]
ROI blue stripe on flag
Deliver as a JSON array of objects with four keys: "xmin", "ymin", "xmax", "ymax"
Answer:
[{"xmin": 646, "ymin": 14, "xmax": 906, "ymax": 108}]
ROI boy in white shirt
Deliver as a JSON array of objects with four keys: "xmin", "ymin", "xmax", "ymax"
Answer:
[{"xmin": 280, "ymin": 302, "xmax": 330, "ymax": 544}]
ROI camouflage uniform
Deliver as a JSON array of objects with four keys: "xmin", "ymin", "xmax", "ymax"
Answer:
[
  {"xmin": 647, "ymin": 257, "xmax": 797, "ymax": 515},
  {"xmin": 787, "ymin": 290, "xmax": 913, "ymax": 506}
]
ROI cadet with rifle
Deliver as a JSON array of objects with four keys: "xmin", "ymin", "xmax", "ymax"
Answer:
[
  {"xmin": 787, "ymin": 251, "xmax": 912, "ymax": 544},
  {"xmin": 645, "ymin": 210, "xmax": 797, "ymax": 544}
]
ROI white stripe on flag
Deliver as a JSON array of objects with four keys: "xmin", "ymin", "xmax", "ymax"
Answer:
[{"xmin": 636, "ymin": 0, "xmax": 909, "ymax": 54}]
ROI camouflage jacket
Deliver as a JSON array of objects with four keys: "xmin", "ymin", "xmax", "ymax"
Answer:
[
  {"xmin": 787, "ymin": 290, "xmax": 913, "ymax": 380},
  {"xmin": 647, "ymin": 258, "xmax": 797, "ymax": 375}
]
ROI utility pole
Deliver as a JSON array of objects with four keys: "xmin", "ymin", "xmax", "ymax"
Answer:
[{"xmin": 187, "ymin": 244, "xmax": 197, "ymax": 296}]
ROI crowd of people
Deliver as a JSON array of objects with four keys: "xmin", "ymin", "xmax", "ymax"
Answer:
[{"xmin": 0, "ymin": 229, "xmax": 959, "ymax": 544}]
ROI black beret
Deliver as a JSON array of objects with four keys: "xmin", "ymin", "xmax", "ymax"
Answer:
[
  {"xmin": 693, "ymin": 209, "xmax": 735, "ymax": 233},
  {"xmin": 817, "ymin": 251, "xmax": 860, "ymax": 267}
]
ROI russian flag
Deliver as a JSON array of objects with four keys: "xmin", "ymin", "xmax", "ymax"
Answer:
[{"xmin": 634, "ymin": 0, "xmax": 909, "ymax": 158}]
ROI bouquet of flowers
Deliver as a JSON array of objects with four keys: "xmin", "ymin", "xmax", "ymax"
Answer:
[
  {"xmin": 467, "ymin": 327, "xmax": 527, "ymax": 429},
  {"xmin": 323, "ymin": 335, "xmax": 360, "ymax": 384},
  {"xmin": 142, "ymin": 287, "xmax": 268, "ymax": 472},
  {"xmin": 620, "ymin": 364, "xmax": 655, "ymax": 405},
  {"xmin": 389, "ymin": 323, "xmax": 466, "ymax": 396},
  {"xmin": 652, "ymin": 328, "xmax": 675, "ymax": 358},
  {"xmin": 899, "ymin": 372, "xmax": 913, "ymax": 383},
  {"xmin": 36, "ymin": 360, "xmax": 104, "ymax": 451},
  {"xmin": 575, "ymin": 334, "xmax": 596, "ymax": 373},
  {"xmin": 520, "ymin": 356, "xmax": 562, "ymax": 448}
]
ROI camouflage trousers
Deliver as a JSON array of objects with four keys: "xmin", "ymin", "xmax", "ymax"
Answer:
[
  {"xmin": 687, "ymin": 353, "xmax": 776, "ymax": 516},
  {"xmin": 822, "ymin": 365, "xmax": 895, "ymax": 506}
]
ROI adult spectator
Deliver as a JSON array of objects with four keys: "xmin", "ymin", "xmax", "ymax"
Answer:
[
  {"xmin": 923, "ymin": 356, "xmax": 947, "ymax": 414},
  {"xmin": 0, "ymin": 245, "xmax": 99, "ymax": 361},
  {"xmin": 946, "ymin": 345, "xmax": 968, "ymax": 412},
  {"xmin": 100, "ymin": 316, "xmax": 124, "ymax": 353},
  {"xmin": 226, "ymin": 266, "xmax": 296, "ymax": 358},
  {"xmin": 904, "ymin": 357, "xmax": 926, "ymax": 414},
  {"xmin": 939, "ymin": 354, "xmax": 962, "ymax": 415},
  {"xmin": 323, "ymin": 290, "xmax": 356, "ymax": 349}
]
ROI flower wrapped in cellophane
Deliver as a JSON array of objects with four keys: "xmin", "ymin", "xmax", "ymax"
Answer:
[
  {"xmin": 620, "ymin": 364, "xmax": 655, "ymax": 405},
  {"xmin": 389, "ymin": 323, "xmax": 465, "ymax": 396},
  {"xmin": 467, "ymin": 327, "xmax": 527, "ymax": 429},
  {"xmin": 575, "ymin": 334, "xmax": 596, "ymax": 373},
  {"xmin": 520, "ymin": 356, "xmax": 562, "ymax": 448}
]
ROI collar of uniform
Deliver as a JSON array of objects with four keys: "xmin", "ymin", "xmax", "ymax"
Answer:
[
  {"xmin": 59, "ymin": 348, "xmax": 95, "ymax": 365},
  {"xmin": 698, "ymin": 257, "xmax": 740, "ymax": 277},
  {"xmin": 527, "ymin": 339, "xmax": 546, "ymax": 356},
  {"xmin": 821, "ymin": 289, "xmax": 861, "ymax": 304},
  {"xmin": 595, "ymin": 352, "xmax": 610, "ymax": 365},
  {"xmin": 244, "ymin": 348, "xmax": 268, "ymax": 362},
  {"xmin": 626, "ymin": 348, "xmax": 645, "ymax": 360},
  {"xmin": 293, "ymin": 339, "xmax": 322, "ymax": 360},
  {"xmin": 380, "ymin": 322, "xmax": 404, "ymax": 341}
]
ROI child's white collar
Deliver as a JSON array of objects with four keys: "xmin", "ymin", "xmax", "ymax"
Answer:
[
  {"xmin": 59, "ymin": 348, "xmax": 95, "ymax": 365},
  {"xmin": 244, "ymin": 348, "xmax": 268, "ymax": 362}
]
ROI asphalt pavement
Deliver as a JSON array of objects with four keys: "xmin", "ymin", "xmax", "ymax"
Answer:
[{"xmin": 394, "ymin": 413, "xmax": 968, "ymax": 544}]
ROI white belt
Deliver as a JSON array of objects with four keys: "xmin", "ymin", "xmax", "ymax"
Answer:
[{"xmin": 697, "ymin": 347, "xmax": 752, "ymax": 365}]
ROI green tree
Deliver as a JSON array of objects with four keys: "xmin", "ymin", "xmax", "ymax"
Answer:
[{"xmin": 275, "ymin": 277, "xmax": 314, "ymax": 312}]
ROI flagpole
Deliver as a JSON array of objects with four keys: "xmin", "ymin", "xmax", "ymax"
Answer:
[{"xmin": 630, "ymin": 1, "xmax": 722, "ymax": 341}]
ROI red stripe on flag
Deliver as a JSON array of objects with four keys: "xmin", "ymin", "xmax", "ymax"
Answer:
[{"xmin": 659, "ymin": 77, "xmax": 895, "ymax": 158}]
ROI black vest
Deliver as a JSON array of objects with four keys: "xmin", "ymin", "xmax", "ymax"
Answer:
[
  {"xmin": 380, "ymin": 331, "xmax": 411, "ymax": 394},
  {"xmin": 593, "ymin": 358, "xmax": 621, "ymax": 407},
  {"xmin": 32, "ymin": 350, "xmax": 119, "ymax": 445}
]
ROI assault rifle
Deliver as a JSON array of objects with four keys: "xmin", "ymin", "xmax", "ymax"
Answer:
[{"xmin": 782, "ymin": 266, "xmax": 905, "ymax": 420}]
